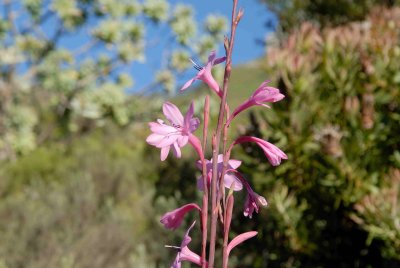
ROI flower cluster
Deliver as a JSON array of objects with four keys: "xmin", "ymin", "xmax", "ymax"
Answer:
[{"xmin": 146, "ymin": 49, "xmax": 287, "ymax": 267}]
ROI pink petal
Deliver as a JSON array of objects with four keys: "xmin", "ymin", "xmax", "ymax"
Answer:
[
  {"xmin": 260, "ymin": 141, "xmax": 288, "ymax": 166},
  {"xmin": 188, "ymin": 134, "xmax": 205, "ymax": 163},
  {"xmin": 195, "ymin": 160, "xmax": 203, "ymax": 170},
  {"xmin": 200, "ymin": 67, "xmax": 221, "ymax": 97},
  {"xmin": 207, "ymin": 50, "xmax": 216, "ymax": 63},
  {"xmin": 213, "ymin": 56, "xmax": 226, "ymax": 65},
  {"xmin": 227, "ymin": 169, "xmax": 268, "ymax": 218},
  {"xmin": 229, "ymin": 81, "xmax": 284, "ymax": 123},
  {"xmin": 146, "ymin": 133, "xmax": 165, "ymax": 146},
  {"xmin": 227, "ymin": 231, "xmax": 258, "ymax": 256},
  {"xmin": 228, "ymin": 159, "xmax": 242, "ymax": 169},
  {"xmin": 216, "ymin": 154, "xmax": 224, "ymax": 162},
  {"xmin": 160, "ymin": 146, "xmax": 170, "ymax": 161},
  {"xmin": 160, "ymin": 204, "xmax": 200, "ymax": 230},
  {"xmin": 196, "ymin": 155, "xmax": 243, "ymax": 191},
  {"xmin": 223, "ymin": 173, "xmax": 243, "ymax": 191},
  {"xmin": 196, "ymin": 158, "xmax": 210, "ymax": 171},
  {"xmin": 177, "ymin": 135, "xmax": 189, "ymax": 147},
  {"xmin": 163, "ymin": 102, "xmax": 184, "ymax": 126},
  {"xmin": 260, "ymin": 103, "xmax": 271, "ymax": 108},
  {"xmin": 179, "ymin": 247, "xmax": 202, "ymax": 266},
  {"xmin": 189, "ymin": 118, "xmax": 200, "ymax": 132},
  {"xmin": 257, "ymin": 195, "xmax": 268, "ymax": 206},
  {"xmin": 181, "ymin": 221, "xmax": 196, "ymax": 248},
  {"xmin": 196, "ymin": 176, "xmax": 204, "ymax": 191},
  {"xmin": 253, "ymin": 86, "xmax": 285, "ymax": 103},
  {"xmin": 234, "ymin": 136, "xmax": 287, "ymax": 166},
  {"xmin": 156, "ymin": 134, "xmax": 179, "ymax": 148},
  {"xmin": 169, "ymin": 221, "xmax": 202, "ymax": 268},
  {"xmin": 243, "ymin": 190, "xmax": 268, "ymax": 218},
  {"xmin": 172, "ymin": 142, "xmax": 182, "ymax": 158},
  {"xmin": 180, "ymin": 77, "xmax": 197, "ymax": 92},
  {"xmin": 184, "ymin": 102, "xmax": 198, "ymax": 133},
  {"xmin": 149, "ymin": 122, "xmax": 177, "ymax": 135}
]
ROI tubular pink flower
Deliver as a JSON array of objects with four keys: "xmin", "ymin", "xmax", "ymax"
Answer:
[
  {"xmin": 188, "ymin": 134, "xmax": 205, "ymax": 164},
  {"xmin": 229, "ymin": 169, "xmax": 268, "ymax": 218},
  {"xmin": 169, "ymin": 221, "xmax": 203, "ymax": 268},
  {"xmin": 160, "ymin": 203, "xmax": 201, "ymax": 230},
  {"xmin": 243, "ymin": 187, "xmax": 268, "ymax": 219},
  {"xmin": 180, "ymin": 51, "xmax": 226, "ymax": 97},
  {"xmin": 234, "ymin": 136, "xmax": 287, "ymax": 166},
  {"xmin": 196, "ymin": 154, "xmax": 243, "ymax": 192},
  {"xmin": 228, "ymin": 80, "xmax": 285, "ymax": 123},
  {"xmin": 146, "ymin": 101, "xmax": 200, "ymax": 161}
]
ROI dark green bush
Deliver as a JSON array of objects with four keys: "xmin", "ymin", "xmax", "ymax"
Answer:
[{"xmin": 232, "ymin": 7, "xmax": 400, "ymax": 267}]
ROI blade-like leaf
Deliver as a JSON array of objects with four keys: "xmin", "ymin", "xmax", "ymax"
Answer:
[{"xmin": 227, "ymin": 231, "xmax": 258, "ymax": 256}]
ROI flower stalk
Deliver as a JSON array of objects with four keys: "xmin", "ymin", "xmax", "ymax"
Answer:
[
  {"xmin": 146, "ymin": 1, "xmax": 287, "ymax": 267},
  {"xmin": 208, "ymin": 1, "xmax": 241, "ymax": 267},
  {"xmin": 201, "ymin": 96, "xmax": 210, "ymax": 268}
]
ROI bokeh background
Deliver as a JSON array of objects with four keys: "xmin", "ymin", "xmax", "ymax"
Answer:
[{"xmin": 0, "ymin": 0, "xmax": 399, "ymax": 267}]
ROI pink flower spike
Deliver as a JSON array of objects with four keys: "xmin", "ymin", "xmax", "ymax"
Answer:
[
  {"xmin": 160, "ymin": 203, "xmax": 201, "ymax": 230},
  {"xmin": 146, "ymin": 102, "xmax": 200, "ymax": 161},
  {"xmin": 180, "ymin": 51, "xmax": 226, "ymax": 98},
  {"xmin": 229, "ymin": 80, "xmax": 284, "ymax": 123},
  {"xmin": 227, "ymin": 231, "xmax": 258, "ymax": 257},
  {"xmin": 169, "ymin": 221, "xmax": 203, "ymax": 268},
  {"xmin": 234, "ymin": 136, "xmax": 287, "ymax": 166},
  {"xmin": 196, "ymin": 154, "xmax": 243, "ymax": 192}
]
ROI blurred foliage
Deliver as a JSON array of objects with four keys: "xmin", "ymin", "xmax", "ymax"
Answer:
[
  {"xmin": 0, "ymin": 124, "xmax": 189, "ymax": 268},
  {"xmin": 0, "ymin": 0, "xmax": 227, "ymax": 159},
  {"xmin": 261, "ymin": 0, "xmax": 400, "ymax": 31},
  {"xmin": 1, "ymin": 1, "xmax": 399, "ymax": 267},
  {"xmin": 228, "ymin": 7, "xmax": 400, "ymax": 267}
]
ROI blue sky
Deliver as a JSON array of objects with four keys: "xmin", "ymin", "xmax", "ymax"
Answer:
[
  {"xmin": 186, "ymin": 0, "xmax": 276, "ymax": 63},
  {"xmin": 9, "ymin": 0, "xmax": 276, "ymax": 93},
  {"xmin": 133, "ymin": 0, "xmax": 276, "ymax": 91}
]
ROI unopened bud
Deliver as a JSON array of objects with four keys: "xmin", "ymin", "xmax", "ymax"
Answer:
[
  {"xmin": 224, "ymin": 36, "xmax": 229, "ymax": 53},
  {"xmin": 236, "ymin": 8, "xmax": 244, "ymax": 22},
  {"xmin": 224, "ymin": 194, "xmax": 234, "ymax": 233},
  {"xmin": 212, "ymin": 134, "xmax": 217, "ymax": 148}
]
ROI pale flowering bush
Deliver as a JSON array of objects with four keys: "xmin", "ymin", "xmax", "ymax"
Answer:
[{"xmin": 0, "ymin": 0, "xmax": 227, "ymax": 159}]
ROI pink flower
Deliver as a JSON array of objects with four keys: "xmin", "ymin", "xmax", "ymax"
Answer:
[
  {"xmin": 146, "ymin": 101, "xmax": 200, "ymax": 161},
  {"xmin": 234, "ymin": 136, "xmax": 287, "ymax": 166},
  {"xmin": 229, "ymin": 80, "xmax": 284, "ymax": 123},
  {"xmin": 180, "ymin": 51, "xmax": 226, "ymax": 97},
  {"xmin": 243, "ymin": 186, "xmax": 268, "ymax": 219},
  {"xmin": 160, "ymin": 203, "xmax": 201, "ymax": 230},
  {"xmin": 168, "ymin": 221, "xmax": 203, "ymax": 268},
  {"xmin": 229, "ymin": 169, "xmax": 268, "ymax": 218},
  {"xmin": 196, "ymin": 154, "xmax": 243, "ymax": 191}
]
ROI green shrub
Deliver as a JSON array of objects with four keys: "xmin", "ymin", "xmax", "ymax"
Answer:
[
  {"xmin": 0, "ymin": 126, "xmax": 167, "ymax": 268},
  {"xmin": 231, "ymin": 7, "xmax": 400, "ymax": 267}
]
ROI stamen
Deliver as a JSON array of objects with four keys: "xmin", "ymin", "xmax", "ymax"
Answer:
[
  {"xmin": 165, "ymin": 245, "xmax": 181, "ymax": 250},
  {"xmin": 172, "ymin": 123, "xmax": 182, "ymax": 129},
  {"xmin": 189, "ymin": 58, "xmax": 203, "ymax": 71}
]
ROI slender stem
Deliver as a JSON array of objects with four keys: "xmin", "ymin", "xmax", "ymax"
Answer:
[
  {"xmin": 201, "ymin": 96, "xmax": 210, "ymax": 268},
  {"xmin": 222, "ymin": 194, "xmax": 234, "ymax": 268},
  {"xmin": 208, "ymin": 1, "xmax": 241, "ymax": 267},
  {"xmin": 219, "ymin": 122, "xmax": 230, "ymax": 212}
]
